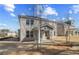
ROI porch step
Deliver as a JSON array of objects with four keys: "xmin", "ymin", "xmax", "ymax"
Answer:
[
  {"xmin": 22, "ymin": 38, "xmax": 34, "ymax": 42},
  {"xmin": 41, "ymin": 39, "xmax": 54, "ymax": 43}
]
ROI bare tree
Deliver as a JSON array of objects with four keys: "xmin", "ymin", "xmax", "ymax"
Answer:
[
  {"xmin": 64, "ymin": 20, "xmax": 72, "ymax": 43},
  {"xmin": 36, "ymin": 5, "xmax": 44, "ymax": 49}
]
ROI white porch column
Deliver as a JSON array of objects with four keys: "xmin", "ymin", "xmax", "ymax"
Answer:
[
  {"xmin": 36, "ymin": 27, "xmax": 41, "ymax": 49},
  {"xmin": 38, "ymin": 27, "xmax": 41, "ymax": 44}
]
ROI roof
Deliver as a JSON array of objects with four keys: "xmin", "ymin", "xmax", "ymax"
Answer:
[
  {"xmin": 18, "ymin": 15, "xmax": 72, "ymax": 26},
  {"xmin": 18, "ymin": 15, "xmax": 57, "ymax": 23},
  {"xmin": 41, "ymin": 24, "xmax": 54, "ymax": 29}
]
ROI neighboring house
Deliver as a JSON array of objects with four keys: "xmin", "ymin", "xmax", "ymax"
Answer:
[
  {"xmin": 18, "ymin": 15, "xmax": 75, "ymax": 42},
  {"xmin": 0, "ymin": 29, "xmax": 17, "ymax": 38},
  {"xmin": 0, "ymin": 29, "xmax": 9, "ymax": 38},
  {"xmin": 7, "ymin": 31, "xmax": 17, "ymax": 37},
  {"xmin": 69, "ymin": 28, "xmax": 79, "ymax": 36}
]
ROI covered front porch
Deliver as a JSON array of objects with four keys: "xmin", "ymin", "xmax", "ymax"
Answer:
[{"xmin": 32, "ymin": 24, "xmax": 55, "ymax": 43}]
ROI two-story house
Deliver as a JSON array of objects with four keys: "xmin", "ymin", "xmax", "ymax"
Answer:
[{"xmin": 18, "ymin": 15, "xmax": 69, "ymax": 42}]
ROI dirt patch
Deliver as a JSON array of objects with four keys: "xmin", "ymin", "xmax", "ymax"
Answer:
[
  {"xmin": 0, "ymin": 43, "xmax": 79, "ymax": 55},
  {"xmin": 0, "ymin": 45, "xmax": 73, "ymax": 55}
]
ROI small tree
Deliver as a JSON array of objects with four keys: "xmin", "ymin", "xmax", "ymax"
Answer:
[{"xmin": 64, "ymin": 20, "xmax": 72, "ymax": 43}]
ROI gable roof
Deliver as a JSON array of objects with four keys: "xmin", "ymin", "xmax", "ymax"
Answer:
[
  {"xmin": 18, "ymin": 15, "xmax": 57, "ymax": 23},
  {"xmin": 41, "ymin": 24, "xmax": 54, "ymax": 29},
  {"xmin": 18, "ymin": 15, "xmax": 71, "ymax": 26}
]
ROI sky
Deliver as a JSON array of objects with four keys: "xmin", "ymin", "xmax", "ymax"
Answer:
[{"xmin": 0, "ymin": 4, "xmax": 79, "ymax": 31}]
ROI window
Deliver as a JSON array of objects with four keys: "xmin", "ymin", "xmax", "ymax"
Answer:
[
  {"xmin": 26, "ymin": 31, "xmax": 33, "ymax": 37},
  {"xmin": 26, "ymin": 31, "xmax": 29, "ymax": 37},
  {"xmin": 30, "ymin": 31, "xmax": 33, "ymax": 37},
  {"xmin": 26, "ymin": 19, "xmax": 29, "ymax": 25},
  {"xmin": 26, "ymin": 19, "xmax": 34, "ymax": 25},
  {"xmin": 31, "ymin": 20, "xmax": 34, "ymax": 25},
  {"xmin": 54, "ymin": 31, "xmax": 55, "ymax": 36},
  {"xmin": 71, "ymin": 31, "xmax": 73, "ymax": 35},
  {"xmin": 78, "ymin": 32, "xmax": 79, "ymax": 35},
  {"xmin": 75, "ymin": 31, "xmax": 77, "ymax": 35}
]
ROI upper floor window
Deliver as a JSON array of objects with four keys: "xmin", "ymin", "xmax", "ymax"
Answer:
[
  {"xmin": 31, "ymin": 19, "xmax": 34, "ymax": 25},
  {"xmin": 26, "ymin": 19, "xmax": 29, "ymax": 25},
  {"xmin": 26, "ymin": 19, "xmax": 34, "ymax": 25}
]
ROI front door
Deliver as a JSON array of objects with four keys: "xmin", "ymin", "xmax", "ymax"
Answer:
[{"xmin": 45, "ymin": 31, "xmax": 50, "ymax": 39}]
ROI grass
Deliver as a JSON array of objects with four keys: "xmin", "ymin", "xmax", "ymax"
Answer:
[
  {"xmin": 54, "ymin": 36, "xmax": 79, "ymax": 42},
  {"xmin": 0, "ymin": 43, "xmax": 17, "ymax": 46},
  {"xmin": 0, "ymin": 42, "xmax": 79, "ymax": 55},
  {"xmin": 0, "ymin": 36, "xmax": 79, "ymax": 55},
  {"xmin": 1, "ymin": 44, "xmax": 79, "ymax": 55}
]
